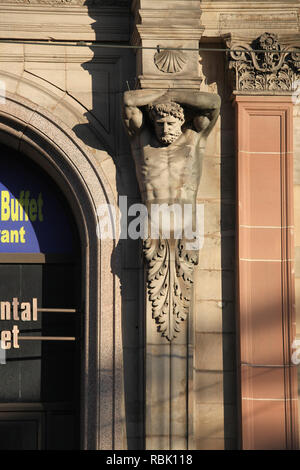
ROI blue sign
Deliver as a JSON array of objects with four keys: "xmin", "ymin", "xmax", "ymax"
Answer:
[{"xmin": 0, "ymin": 149, "xmax": 76, "ymax": 253}]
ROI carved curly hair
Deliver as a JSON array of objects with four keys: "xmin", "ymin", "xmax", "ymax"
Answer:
[{"xmin": 147, "ymin": 101, "xmax": 185, "ymax": 123}]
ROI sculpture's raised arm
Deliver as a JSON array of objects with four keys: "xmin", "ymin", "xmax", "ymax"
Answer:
[
  {"xmin": 123, "ymin": 89, "xmax": 166, "ymax": 137},
  {"xmin": 165, "ymin": 90, "xmax": 221, "ymax": 137},
  {"xmin": 123, "ymin": 89, "xmax": 221, "ymax": 138}
]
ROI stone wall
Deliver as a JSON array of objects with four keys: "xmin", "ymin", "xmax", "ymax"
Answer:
[
  {"xmin": 294, "ymin": 101, "xmax": 300, "ymax": 446},
  {"xmin": 0, "ymin": 0, "xmax": 300, "ymax": 450},
  {"xmin": 0, "ymin": 1, "xmax": 139, "ymax": 449},
  {"xmin": 194, "ymin": 46, "xmax": 237, "ymax": 450}
]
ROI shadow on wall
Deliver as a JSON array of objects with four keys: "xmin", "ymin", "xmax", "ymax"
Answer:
[
  {"xmin": 200, "ymin": 47, "xmax": 238, "ymax": 450},
  {"xmin": 72, "ymin": 1, "xmax": 145, "ymax": 450}
]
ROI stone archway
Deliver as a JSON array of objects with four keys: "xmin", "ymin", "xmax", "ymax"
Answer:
[{"xmin": 0, "ymin": 92, "xmax": 125, "ymax": 450}]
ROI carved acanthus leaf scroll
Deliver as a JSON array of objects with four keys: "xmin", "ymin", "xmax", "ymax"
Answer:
[
  {"xmin": 143, "ymin": 237, "xmax": 198, "ymax": 341},
  {"xmin": 227, "ymin": 32, "xmax": 300, "ymax": 92}
]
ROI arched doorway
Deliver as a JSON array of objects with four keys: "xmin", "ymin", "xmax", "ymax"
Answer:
[
  {"xmin": 0, "ymin": 92, "xmax": 126, "ymax": 450},
  {"xmin": 0, "ymin": 144, "xmax": 81, "ymax": 449}
]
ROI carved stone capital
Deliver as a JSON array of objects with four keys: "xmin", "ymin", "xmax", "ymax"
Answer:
[{"xmin": 225, "ymin": 33, "xmax": 300, "ymax": 94}]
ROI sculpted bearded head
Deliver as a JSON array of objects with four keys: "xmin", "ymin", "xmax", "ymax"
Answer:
[{"xmin": 147, "ymin": 101, "xmax": 185, "ymax": 146}]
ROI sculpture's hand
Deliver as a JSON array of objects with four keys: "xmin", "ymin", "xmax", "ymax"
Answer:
[
  {"xmin": 163, "ymin": 90, "xmax": 221, "ymax": 137},
  {"xmin": 124, "ymin": 89, "xmax": 166, "ymax": 107}
]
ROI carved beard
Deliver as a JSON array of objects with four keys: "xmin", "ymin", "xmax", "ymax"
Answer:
[{"xmin": 159, "ymin": 130, "xmax": 182, "ymax": 146}]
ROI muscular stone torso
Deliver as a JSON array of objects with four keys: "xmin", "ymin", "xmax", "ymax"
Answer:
[{"xmin": 130, "ymin": 128, "xmax": 205, "ymax": 206}]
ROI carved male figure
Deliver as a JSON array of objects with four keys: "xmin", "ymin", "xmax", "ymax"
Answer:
[
  {"xmin": 123, "ymin": 89, "xmax": 221, "ymax": 218},
  {"xmin": 123, "ymin": 89, "xmax": 221, "ymax": 340}
]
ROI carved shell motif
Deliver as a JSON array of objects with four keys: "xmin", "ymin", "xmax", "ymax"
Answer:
[{"xmin": 154, "ymin": 48, "xmax": 187, "ymax": 74}]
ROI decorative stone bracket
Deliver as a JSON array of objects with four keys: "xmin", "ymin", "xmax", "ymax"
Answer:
[
  {"xmin": 143, "ymin": 237, "xmax": 198, "ymax": 341},
  {"xmin": 225, "ymin": 32, "xmax": 300, "ymax": 93}
]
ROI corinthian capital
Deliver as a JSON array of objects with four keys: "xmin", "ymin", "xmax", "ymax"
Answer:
[{"xmin": 225, "ymin": 33, "xmax": 300, "ymax": 93}]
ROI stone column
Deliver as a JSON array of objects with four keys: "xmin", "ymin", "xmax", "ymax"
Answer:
[
  {"xmin": 131, "ymin": 0, "xmax": 203, "ymax": 450},
  {"xmin": 226, "ymin": 33, "xmax": 300, "ymax": 450},
  {"xmin": 131, "ymin": 0, "xmax": 203, "ymax": 91}
]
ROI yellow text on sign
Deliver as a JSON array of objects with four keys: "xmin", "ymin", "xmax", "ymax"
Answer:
[{"xmin": 1, "ymin": 191, "xmax": 43, "ymax": 222}]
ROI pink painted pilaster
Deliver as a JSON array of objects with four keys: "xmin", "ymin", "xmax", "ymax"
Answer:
[{"xmin": 234, "ymin": 95, "xmax": 298, "ymax": 450}]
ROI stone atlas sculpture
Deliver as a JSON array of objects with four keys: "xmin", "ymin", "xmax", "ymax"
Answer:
[
  {"xmin": 123, "ymin": 89, "xmax": 221, "ymax": 341},
  {"xmin": 227, "ymin": 32, "xmax": 300, "ymax": 92}
]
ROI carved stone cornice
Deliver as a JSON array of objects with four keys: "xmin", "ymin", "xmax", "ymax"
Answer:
[
  {"xmin": 0, "ymin": 1, "xmax": 130, "ymax": 41},
  {"xmin": 201, "ymin": 2, "xmax": 300, "ymax": 37},
  {"xmin": 225, "ymin": 33, "xmax": 300, "ymax": 94},
  {"xmin": 0, "ymin": 0, "xmax": 130, "ymax": 5}
]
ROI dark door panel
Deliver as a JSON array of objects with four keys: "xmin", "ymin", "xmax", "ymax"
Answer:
[{"xmin": 0, "ymin": 263, "xmax": 81, "ymax": 449}]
